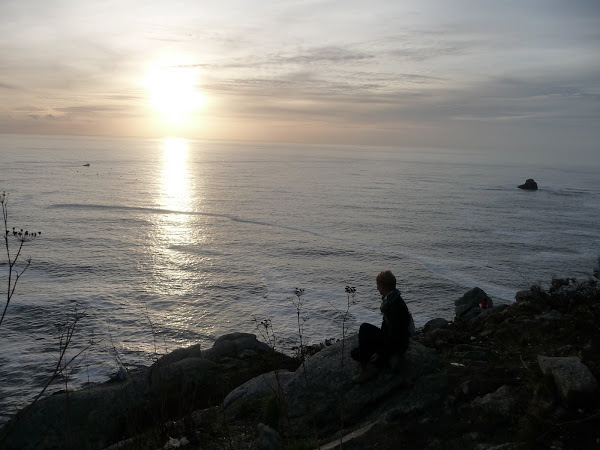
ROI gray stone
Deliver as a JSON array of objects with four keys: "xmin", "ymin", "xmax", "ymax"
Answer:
[
  {"xmin": 253, "ymin": 423, "xmax": 283, "ymax": 450},
  {"xmin": 155, "ymin": 343, "xmax": 203, "ymax": 366},
  {"xmin": 537, "ymin": 356, "xmax": 598, "ymax": 405},
  {"xmin": 536, "ymin": 311, "xmax": 565, "ymax": 322},
  {"xmin": 515, "ymin": 289, "xmax": 534, "ymax": 303},
  {"xmin": 469, "ymin": 304, "xmax": 509, "ymax": 326},
  {"xmin": 0, "ymin": 374, "xmax": 151, "ymax": 450},
  {"xmin": 475, "ymin": 443, "xmax": 521, "ymax": 450},
  {"xmin": 455, "ymin": 287, "xmax": 493, "ymax": 319},
  {"xmin": 149, "ymin": 357, "xmax": 220, "ymax": 412},
  {"xmin": 202, "ymin": 333, "xmax": 272, "ymax": 361},
  {"xmin": 282, "ymin": 334, "xmax": 441, "ymax": 437},
  {"xmin": 223, "ymin": 370, "xmax": 295, "ymax": 414},
  {"xmin": 479, "ymin": 329, "xmax": 494, "ymax": 338},
  {"xmin": 462, "ymin": 308, "xmax": 482, "ymax": 321},
  {"xmin": 456, "ymin": 303, "xmax": 476, "ymax": 319},
  {"xmin": 469, "ymin": 385, "xmax": 517, "ymax": 420},
  {"xmin": 423, "ymin": 318, "xmax": 449, "ymax": 333}
]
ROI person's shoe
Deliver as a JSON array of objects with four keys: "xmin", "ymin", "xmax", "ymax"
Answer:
[{"xmin": 352, "ymin": 363, "xmax": 379, "ymax": 384}]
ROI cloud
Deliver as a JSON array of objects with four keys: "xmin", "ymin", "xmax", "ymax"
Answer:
[
  {"xmin": 55, "ymin": 105, "xmax": 129, "ymax": 114},
  {"xmin": 0, "ymin": 81, "xmax": 19, "ymax": 90},
  {"xmin": 28, "ymin": 114, "xmax": 56, "ymax": 120},
  {"xmin": 15, "ymin": 106, "xmax": 45, "ymax": 112}
]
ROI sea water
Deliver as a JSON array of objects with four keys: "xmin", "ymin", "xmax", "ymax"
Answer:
[{"xmin": 0, "ymin": 133, "xmax": 599, "ymax": 423}]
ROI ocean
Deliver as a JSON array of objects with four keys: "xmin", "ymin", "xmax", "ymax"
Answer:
[{"xmin": 1, "ymin": 133, "xmax": 599, "ymax": 423}]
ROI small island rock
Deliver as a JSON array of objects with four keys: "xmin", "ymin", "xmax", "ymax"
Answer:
[{"xmin": 518, "ymin": 178, "xmax": 538, "ymax": 190}]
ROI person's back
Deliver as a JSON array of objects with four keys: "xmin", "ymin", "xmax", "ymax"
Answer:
[{"xmin": 380, "ymin": 288, "xmax": 410, "ymax": 355}]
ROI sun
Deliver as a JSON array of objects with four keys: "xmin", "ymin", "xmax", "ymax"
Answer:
[{"xmin": 143, "ymin": 61, "xmax": 204, "ymax": 124}]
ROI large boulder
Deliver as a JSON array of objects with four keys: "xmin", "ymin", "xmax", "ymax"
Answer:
[
  {"xmin": 222, "ymin": 370, "xmax": 295, "ymax": 419},
  {"xmin": 0, "ymin": 333, "xmax": 297, "ymax": 450},
  {"xmin": 281, "ymin": 334, "xmax": 442, "ymax": 437},
  {"xmin": 518, "ymin": 178, "xmax": 538, "ymax": 190},
  {"xmin": 537, "ymin": 356, "xmax": 598, "ymax": 406},
  {"xmin": 423, "ymin": 318, "xmax": 450, "ymax": 333},
  {"xmin": 0, "ymin": 371, "xmax": 152, "ymax": 450},
  {"xmin": 455, "ymin": 287, "xmax": 493, "ymax": 319},
  {"xmin": 468, "ymin": 303, "xmax": 509, "ymax": 327},
  {"xmin": 464, "ymin": 385, "xmax": 518, "ymax": 424}
]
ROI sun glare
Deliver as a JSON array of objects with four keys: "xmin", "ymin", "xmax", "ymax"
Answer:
[{"xmin": 143, "ymin": 61, "xmax": 204, "ymax": 124}]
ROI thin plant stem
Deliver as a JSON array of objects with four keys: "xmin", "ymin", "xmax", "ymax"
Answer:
[{"xmin": 1, "ymin": 192, "xmax": 39, "ymax": 328}]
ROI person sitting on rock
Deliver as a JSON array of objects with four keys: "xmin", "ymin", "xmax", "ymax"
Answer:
[{"xmin": 351, "ymin": 269, "xmax": 411, "ymax": 383}]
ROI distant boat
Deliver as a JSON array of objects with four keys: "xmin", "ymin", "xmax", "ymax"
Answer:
[{"xmin": 83, "ymin": 163, "xmax": 90, "ymax": 167}]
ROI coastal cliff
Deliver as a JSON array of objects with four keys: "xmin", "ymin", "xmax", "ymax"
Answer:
[{"xmin": 1, "ymin": 271, "xmax": 599, "ymax": 450}]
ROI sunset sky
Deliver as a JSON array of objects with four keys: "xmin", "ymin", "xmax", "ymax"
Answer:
[{"xmin": 1, "ymin": 0, "xmax": 598, "ymax": 152}]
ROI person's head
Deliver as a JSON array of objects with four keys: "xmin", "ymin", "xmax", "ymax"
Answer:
[{"xmin": 376, "ymin": 270, "xmax": 396, "ymax": 296}]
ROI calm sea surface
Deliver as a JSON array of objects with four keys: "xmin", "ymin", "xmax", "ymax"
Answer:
[{"xmin": 1, "ymin": 134, "xmax": 599, "ymax": 422}]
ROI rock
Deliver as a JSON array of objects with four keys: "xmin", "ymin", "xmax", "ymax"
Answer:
[
  {"xmin": 455, "ymin": 287, "xmax": 493, "ymax": 319},
  {"xmin": 155, "ymin": 343, "xmax": 203, "ymax": 366},
  {"xmin": 518, "ymin": 178, "xmax": 538, "ymax": 190},
  {"xmin": 222, "ymin": 370, "xmax": 295, "ymax": 418},
  {"xmin": 202, "ymin": 333, "xmax": 272, "ymax": 362},
  {"xmin": 149, "ymin": 357, "xmax": 220, "ymax": 415},
  {"xmin": 282, "ymin": 334, "xmax": 441, "ymax": 437},
  {"xmin": 109, "ymin": 366, "xmax": 128, "ymax": 381},
  {"xmin": 423, "ymin": 318, "xmax": 449, "ymax": 333},
  {"xmin": 537, "ymin": 356, "xmax": 598, "ymax": 405},
  {"xmin": 536, "ymin": 311, "xmax": 564, "ymax": 322},
  {"xmin": 468, "ymin": 385, "xmax": 517, "ymax": 422},
  {"xmin": 0, "ymin": 333, "xmax": 297, "ymax": 450},
  {"xmin": 253, "ymin": 423, "xmax": 283, "ymax": 450},
  {"xmin": 0, "ymin": 373, "xmax": 151, "ymax": 450},
  {"xmin": 515, "ymin": 289, "xmax": 534, "ymax": 303},
  {"xmin": 462, "ymin": 308, "xmax": 483, "ymax": 321},
  {"xmin": 474, "ymin": 443, "xmax": 521, "ymax": 450},
  {"xmin": 453, "ymin": 344, "xmax": 490, "ymax": 361},
  {"xmin": 479, "ymin": 329, "xmax": 494, "ymax": 338},
  {"xmin": 163, "ymin": 436, "xmax": 190, "ymax": 449},
  {"xmin": 469, "ymin": 304, "xmax": 509, "ymax": 327}
]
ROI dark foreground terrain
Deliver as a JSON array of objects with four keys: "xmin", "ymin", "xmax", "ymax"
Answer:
[
  {"xmin": 2, "ymin": 270, "xmax": 599, "ymax": 450},
  {"xmin": 115, "ymin": 272, "xmax": 600, "ymax": 450}
]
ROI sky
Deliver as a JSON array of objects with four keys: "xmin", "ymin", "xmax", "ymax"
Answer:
[{"xmin": 1, "ymin": 0, "xmax": 599, "ymax": 152}]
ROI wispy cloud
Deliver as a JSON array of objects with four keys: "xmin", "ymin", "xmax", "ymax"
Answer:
[
  {"xmin": 28, "ymin": 114, "xmax": 56, "ymax": 121},
  {"xmin": 0, "ymin": 81, "xmax": 19, "ymax": 90}
]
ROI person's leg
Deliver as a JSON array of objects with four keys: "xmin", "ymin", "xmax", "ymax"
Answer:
[
  {"xmin": 352, "ymin": 323, "xmax": 385, "ymax": 383},
  {"xmin": 358, "ymin": 322, "xmax": 386, "ymax": 365}
]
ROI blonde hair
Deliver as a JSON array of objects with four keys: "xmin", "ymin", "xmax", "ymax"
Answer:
[{"xmin": 376, "ymin": 270, "xmax": 396, "ymax": 290}]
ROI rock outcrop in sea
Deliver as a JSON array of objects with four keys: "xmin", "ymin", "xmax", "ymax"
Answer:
[
  {"xmin": 518, "ymin": 178, "xmax": 538, "ymax": 190},
  {"xmin": 1, "ymin": 271, "xmax": 599, "ymax": 449}
]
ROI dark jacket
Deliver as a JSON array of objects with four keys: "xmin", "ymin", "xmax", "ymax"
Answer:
[{"xmin": 380, "ymin": 288, "xmax": 410, "ymax": 355}]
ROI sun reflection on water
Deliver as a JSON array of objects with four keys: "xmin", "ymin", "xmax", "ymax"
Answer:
[
  {"xmin": 160, "ymin": 137, "xmax": 191, "ymax": 213},
  {"xmin": 154, "ymin": 137, "xmax": 197, "ymax": 285}
]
